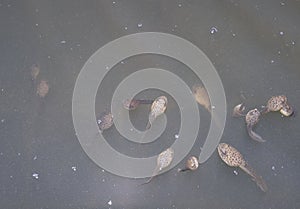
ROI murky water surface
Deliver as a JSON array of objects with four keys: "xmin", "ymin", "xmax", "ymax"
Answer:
[{"xmin": 0, "ymin": 1, "xmax": 299, "ymax": 208}]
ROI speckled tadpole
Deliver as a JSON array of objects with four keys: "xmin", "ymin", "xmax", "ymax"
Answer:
[
  {"xmin": 140, "ymin": 147, "xmax": 174, "ymax": 185},
  {"xmin": 217, "ymin": 143, "xmax": 268, "ymax": 192}
]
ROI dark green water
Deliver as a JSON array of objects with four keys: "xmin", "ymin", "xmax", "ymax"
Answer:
[{"xmin": 0, "ymin": 0, "xmax": 299, "ymax": 208}]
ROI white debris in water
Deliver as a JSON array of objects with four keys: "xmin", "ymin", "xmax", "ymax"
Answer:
[
  {"xmin": 72, "ymin": 166, "xmax": 77, "ymax": 172},
  {"xmin": 124, "ymin": 26, "xmax": 128, "ymax": 30},
  {"xmin": 270, "ymin": 60, "xmax": 275, "ymax": 64},
  {"xmin": 32, "ymin": 173, "xmax": 39, "ymax": 179},
  {"xmin": 102, "ymin": 178, "xmax": 105, "ymax": 182},
  {"xmin": 60, "ymin": 40, "xmax": 66, "ymax": 44},
  {"xmin": 280, "ymin": 2, "xmax": 285, "ymax": 6},
  {"xmin": 137, "ymin": 23, "xmax": 143, "ymax": 28},
  {"xmin": 210, "ymin": 27, "xmax": 218, "ymax": 34},
  {"xmin": 105, "ymin": 66, "xmax": 109, "ymax": 70},
  {"xmin": 232, "ymin": 33, "xmax": 236, "ymax": 37},
  {"xmin": 130, "ymin": 128, "xmax": 133, "ymax": 131},
  {"xmin": 102, "ymin": 169, "xmax": 105, "ymax": 172},
  {"xmin": 281, "ymin": 165, "xmax": 284, "ymax": 169},
  {"xmin": 112, "ymin": 1, "xmax": 116, "ymax": 4},
  {"xmin": 33, "ymin": 155, "xmax": 37, "ymax": 160},
  {"xmin": 279, "ymin": 31, "xmax": 284, "ymax": 36},
  {"xmin": 271, "ymin": 165, "xmax": 276, "ymax": 171},
  {"xmin": 1, "ymin": 119, "xmax": 5, "ymax": 123},
  {"xmin": 17, "ymin": 153, "xmax": 21, "ymax": 156},
  {"xmin": 174, "ymin": 134, "xmax": 179, "ymax": 139},
  {"xmin": 211, "ymin": 105, "xmax": 216, "ymax": 109},
  {"xmin": 291, "ymin": 41, "xmax": 296, "ymax": 45},
  {"xmin": 178, "ymin": 3, "xmax": 182, "ymax": 7},
  {"xmin": 233, "ymin": 170, "xmax": 238, "ymax": 175},
  {"xmin": 108, "ymin": 200, "xmax": 112, "ymax": 206},
  {"xmin": 97, "ymin": 119, "xmax": 102, "ymax": 125}
]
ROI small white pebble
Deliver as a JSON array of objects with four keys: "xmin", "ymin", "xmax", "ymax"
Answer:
[
  {"xmin": 210, "ymin": 27, "xmax": 218, "ymax": 34},
  {"xmin": 124, "ymin": 26, "xmax": 128, "ymax": 30},
  {"xmin": 271, "ymin": 166, "xmax": 275, "ymax": 171},
  {"xmin": 97, "ymin": 119, "xmax": 102, "ymax": 125},
  {"xmin": 130, "ymin": 128, "xmax": 133, "ymax": 131},
  {"xmin": 1, "ymin": 88, "xmax": 4, "ymax": 92},
  {"xmin": 32, "ymin": 173, "xmax": 39, "ymax": 179},
  {"xmin": 178, "ymin": 3, "xmax": 182, "ymax": 7},
  {"xmin": 102, "ymin": 178, "xmax": 105, "ymax": 182},
  {"xmin": 33, "ymin": 155, "xmax": 37, "ymax": 160},
  {"xmin": 233, "ymin": 170, "xmax": 238, "ymax": 175},
  {"xmin": 291, "ymin": 41, "xmax": 295, "ymax": 45},
  {"xmin": 120, "ymin": 61, "xmax": 125, "ymax": 64},
  {"xmin": 232, "ymin": 33, "xmax": 236, "ymax": 37},
  {"xmin": 281, "ymin": 165, "xmax": 284, "ymax": 169},
  {"xmin": 17, "ymin": 153, "xmax": 21, "ymax": 156},
  {"xmin": 211, "ymin": 105, "xmax": 216, "ymax": 109},
  {"xmin": 1, "ymin": 119, "xmax": 5, "ymax": 123},
  {"xmin": 105, "ymin": 66, "xmax": 109, "ymax": 70},
  {"xmin": 279, "ymin": 31, "xmax": 284, "ymax": 36},
  {"xmin": 72, "ymin": 166, "xmax": 77, "ymax": 171},
  {"xmin": 270, "ymin": 60, "xmax": 274, "ymax": 63},
  {"xmin": 112, "ymin": 1, "xmax": 116, "ymax": 4},
  {"xmin": 137, "ymin": 23, "xmax": 143, "ymax": 28},
  {"xmin": 174, "ymin": 134, "xmax": 179, "ymax": 139},
  {"xmin": 102, "ymin": 169, "xmax": 105, "ymax": 172},
  {"xmin": 60, "ymin": 40, "xmax": 66, "ymax": 44},
  {"xmin": 35, "ymin": 23, "xmax": 39, "ymax": 27},
  {"xmin": 108, "ymin": 200, "xmax": 112, "ymax": 206},
  {"xmin": 280, "ymin": 2, "xmax": 285, "ymax": 6}
]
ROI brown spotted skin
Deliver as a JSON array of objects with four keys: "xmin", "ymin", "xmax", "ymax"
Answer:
[
  {"xmin": 192, "ymin": 84, "xmax": 211, "ymax": 113},
  {"xmin": 141, "ymin": 148, "xmax": 174, "ymax": 185},
  {"xmin": 245, "ymin": 109, "xmax": 265, "ymax": 142},
  {"xmin": 280, "ymin": 104, "xmax": 294, "ymax": 117},
  {"xmin": 97, "ymin": 112, "xmax": 113, "ymax": 132},
  {"xmin": 36, "ymin": 80, "xmax": 49, "ymax": 98},
  {"xmin": 217, "ymin": 143, "xmax": 268, "ymax": 192},
  {"xmin": 178, "ymin": 156, "xmax": 199, "ymax": 172},
  {"xmin": 262, "ymin": 95, "xmax": 287, "ymax": 113},
  {"xmin": 146, "ymin": 96, "xmax": 167, "ymax": 130},
  {"xmin": 245, "ymin": 108, "xmax": 260, "ymax": 127},
  {"xmin": 218, "ymin": 143, "xmax": 246, "ymax": 167}
]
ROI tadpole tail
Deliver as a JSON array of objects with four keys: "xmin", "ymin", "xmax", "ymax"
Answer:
[
  {"xmin": 260, "ymin": 106, "xmax": 269, "ymax": 115},
  {"xmin": 247, "ymin": 124, "xmax": 266, "ymax": 143},
  {"xmin": 240, "ymin": 163, "xmax": 268, "ymax": 192},
  {"xmin": 146, "ymin": 113, "xmax": 155, "ymax": 130},
  {"xmin": 138, "ymin": 99, "xmax": 155, "ymax": 105},
  {"xmin": 145, "ymin": 122, "xmax": 151, "ymax": 130},
  {"xmin": 139, "ymin": 166, "xmax": 159, "ymax": 186},
  {"xmin": 178, "ymin": 168, "xmax": 189, "ymax": 172}
]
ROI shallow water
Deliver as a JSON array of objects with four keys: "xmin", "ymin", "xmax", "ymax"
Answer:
[{"xmin": 0, "ymin": 0, "xmax": 299, "ymax": 208}]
